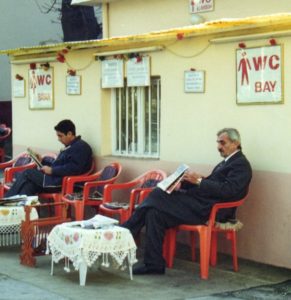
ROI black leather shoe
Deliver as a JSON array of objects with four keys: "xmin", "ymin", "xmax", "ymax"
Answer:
[{"xmin": 133, "ymin": 264, "xmax": 165, "ymax": 275}]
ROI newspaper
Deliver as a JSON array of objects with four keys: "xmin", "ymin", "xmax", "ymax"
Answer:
[
  {"xmin": 27, "ymin": 147, "xmax": 43, "ymax": 168},
  {"xmin": 68, "ymin": 214, "xmax": 119, "ymax": 229},
  {"xmin": 157, "ymin": 164, "xmax": 189, "ymax": 194},
  {"xmin": 0, "ymin": 195, "xmax": 39, "ymax": 206}
]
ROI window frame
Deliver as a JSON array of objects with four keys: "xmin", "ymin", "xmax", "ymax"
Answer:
[{"xmin": 111, "ymin": 77, "xmax": 161, "ymax": 158}]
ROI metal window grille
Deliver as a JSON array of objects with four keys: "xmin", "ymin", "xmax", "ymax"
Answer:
[{"xmin": 112, "ymin": 77, "xmax": 161, "ymax": 158}]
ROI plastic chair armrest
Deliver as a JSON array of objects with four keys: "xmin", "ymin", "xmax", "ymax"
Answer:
[
  {"xmin": 208, "ymin": 199, "xmax": 245, "ymax": 227},
  {"xmin": 62, "ymin": 172, "xmax": 102, "ymax": 195},
  {"xmin": 128, "ymin": 188, "xmax": 154, "ymax": 215},
  {"xmin": 4, "ymin": 163, "xmax": 36, "ymax": 182},
  {"xmin": 139, "ymin": 188, "xmax": 154, "ymax": 203},
  {"xmin": 82, "ymin": 178, "xmax": 116, "ymax": 198},
  {"xmin": 102, "ymin": 180, "xmax": 140, "ymax": 204},
  {"xmin": 0, "ymin": 160, "xmax": 14, "ymax": 170}
]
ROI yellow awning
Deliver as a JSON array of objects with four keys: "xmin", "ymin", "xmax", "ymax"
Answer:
[{"xmin": 1, "ymin": 13, "xmax": 291, "ymax": 60}]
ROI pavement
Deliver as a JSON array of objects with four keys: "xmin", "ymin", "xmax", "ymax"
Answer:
[{"xmin": 0, "ymin": 243, "xmax": 291, "ymax": 300}]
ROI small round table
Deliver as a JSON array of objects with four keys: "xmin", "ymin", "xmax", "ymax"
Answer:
[{"xmin": 47, "ymin": 222, "xmax": 137, "ymax": 286}]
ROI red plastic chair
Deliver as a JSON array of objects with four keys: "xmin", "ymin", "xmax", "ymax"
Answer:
[
  {"xmin": 99, "ymin": 170, "xmax": 167, "ymax": 223},
  {"xmin": 0, "ymin": 125, "xmax": 11, "ymax": 162},
  {"xmin": 61, "ymin": 162, "xmax": 122, "ymax": 221},
  {"xmin": 1, "ymin": 152, "xmax": 35, "ymax": 196},
  {"xmin": 38, "ymin": 159, "xmax": 96, "ymax": 217},
  {"xmin": 163, "ymin": 196, "xmax": 247, "ymax": 280},
  {"xmin": 2, "ymin": 152, "xmax": 57, "ymax": 196}
]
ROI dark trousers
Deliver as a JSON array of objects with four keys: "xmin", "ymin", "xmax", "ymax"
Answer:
[
  {"xmin": 5, "ymin": 169, "xmax": 45, "ymax": 197},
  {"xmin": 122, "ymin": 207, "xmax": 182, "ymax": 268}
]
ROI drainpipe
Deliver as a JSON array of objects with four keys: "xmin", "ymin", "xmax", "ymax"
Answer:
[{"xmin": 102, "ymin": 3, "xmax": 110, "ymax": 39}]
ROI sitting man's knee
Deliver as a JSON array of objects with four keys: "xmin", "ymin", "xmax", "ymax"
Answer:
[{"xmin": 145, "ymin": 208, "xmax": 160, "ymax": 221}]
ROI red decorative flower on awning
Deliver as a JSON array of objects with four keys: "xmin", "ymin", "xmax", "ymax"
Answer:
[
  {"xmin": 67, "ymin": 69, "xmax": 76, "ymax": 76},
  {"xmin": 269, "ymin": 38, "xmax": 277, "ymax": 46},
  {"xmin": 30, "ymin": 63, "xmax": 36, "ymax": 70},
  {"xmin": 177, "ymin": 32, "xmax": 184, "ymax": 40},
  {"xmin": 15, "ymin": 74, "xmax": 23, "ymax": 80},
  {"xmin": 57, "ymin": 53, "xmax": 65, "ymax": 63},
  {"xmin": 238, "ymin": 42, "xmax": 246, "ymax": 49}
]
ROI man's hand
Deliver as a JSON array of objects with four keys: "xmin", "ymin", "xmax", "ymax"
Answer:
[
  {"xmin": 41, "ymin": 166, "xmax": 53, "ymax": 175},
  {"xmin": 183, "ymin": 171, "xmax": 204, "ymax": 185}
]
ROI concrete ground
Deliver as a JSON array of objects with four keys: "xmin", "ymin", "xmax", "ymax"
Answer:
[{"xmin": 0, "ymin": 243, "xmax": 291, "ymax": 300}]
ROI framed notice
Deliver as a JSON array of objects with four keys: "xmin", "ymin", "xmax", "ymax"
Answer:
[
  {"xmin": 236, "ymin": 45, "xmax": 283, "ymax": 104},
  {"xmin": 66, "ymin": 75, "xmax": 81, "ymax": 95},
  {"xmin": 29, "ymin": 68, "xmax": 54, "ymax": 110},
  {"xmin": 126, "ymin": 56, "xmax": 150, "ymax": 87},
  {"xmin": 189, "ymin": 0, "xmax": 214, "ymax": 14},
  {"xmin": 184, "ymin": 70, "xmax": 205, "ymax": 93},
  {"xmin": 13, "ymin": 79, "xmax": 25, "ymax": 98},
  {"xmin": 101, "ymin": 59, "xmax": 124, "ymax": 88}
]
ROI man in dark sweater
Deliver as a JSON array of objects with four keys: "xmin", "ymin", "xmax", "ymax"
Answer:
[
  {"xmin": 5, "ymin": 119, "xmax": 92, "ymax": 196},
  {"xmin": 122, "ymin": 128, "xmax": 252, "ymax": 275}
]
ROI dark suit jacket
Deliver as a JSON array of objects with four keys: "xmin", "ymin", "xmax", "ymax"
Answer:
[
  {"xmin": 43, "ymin": 136, "xmax": 93, "ymax": 188},
  {"xmin": 141, "ymin": 151, "xmax": 252, "ymax": 224}
]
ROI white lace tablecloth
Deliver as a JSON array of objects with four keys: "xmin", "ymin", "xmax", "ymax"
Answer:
[
  {"xmin": 0, "ymin": 206, "xmax": 38, "ymax": 246},
  {"xmin": 47, "ymin": 223, "xmax": 137, "ymax": 286}
]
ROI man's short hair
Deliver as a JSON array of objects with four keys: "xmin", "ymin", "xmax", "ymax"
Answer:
[
  {"xmin": 217, "ymin": 128, "xmax": 242, "ymax": 149},
  {"xmin": 54, "ymin": 119, "xmax": 76, "ymax": 135}
]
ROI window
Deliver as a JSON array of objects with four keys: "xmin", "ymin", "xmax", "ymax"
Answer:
[{"xmin": 112, "ymin": 77, "xmax": 161, "ymax": 158}]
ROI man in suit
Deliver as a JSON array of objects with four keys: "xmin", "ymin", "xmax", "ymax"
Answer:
[
  {"xmin": 122, "ymin": 128, "xmax": 252, "ymax": 275},
  {"xmin": 5, "ymin": 119, "xmax": 92, "ymax": 197}
]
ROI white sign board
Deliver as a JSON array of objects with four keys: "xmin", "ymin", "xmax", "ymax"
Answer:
[
  {"xmin": 189, "ymin": 0, "xmax": 214, "ymax": 13},
  {"xmin": 13, "ymin": 79, "xmax": 25, "ymax": 98},
  {"xmin": 184, "ymin": 70, "xmax": 205, "ymax": 93},
  {"xmin": 29, "ymin": 68, "xmax": 54, "ymax": 109},
  {"xmin": 236, "ymin": 45, "xmax": 283, "ymax": 104},
  {"xmin": 126, "ymin": 56, "xmax": 150, "ymax": 87},
  {"xmin": 66, "ymin": 75, "xmax": 81, "ymax": 95},
  {"xmin": 101, "ymin": 59, "xmax": 124, "ymax": 88}
]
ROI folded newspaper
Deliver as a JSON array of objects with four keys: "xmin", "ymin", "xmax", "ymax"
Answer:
[
  {"xmin": 0, "ymin": 195, "xmax": 39, "ymax": 206},
  {"xmin": 27, "ymin": 147, "xmax": 43, "ymax": 168},
  {"xmin": 68, "ymin": 214, "xmax": 119, "ymax": 229},
  {"xmin": 157, "ymin": 164, "xmax": 189, "ymax": 194}
]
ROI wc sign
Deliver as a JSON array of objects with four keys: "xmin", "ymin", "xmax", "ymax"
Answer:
[
  {"xmin": 189, "ymin": 0, "xmax": 214, "ymax": 13},
  {"xmin": 236, "ymin": 45, "xmax": 283, "ymax": 104},
  {"xmin": 29, "ymin": 68, "xmax": 54, "ymax": 109}
]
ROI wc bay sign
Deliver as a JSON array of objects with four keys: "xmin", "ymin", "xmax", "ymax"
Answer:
[
  {"xmin": 236, "ymin": 45, "xmax": 283, "ymax": 104},
  {"xmin": 29, "ymin": 68, "xmax": 54, "ymax": 109},
  {"xmin": 189, "ymin": 0, "xmax": 214, "ymax": 13}
]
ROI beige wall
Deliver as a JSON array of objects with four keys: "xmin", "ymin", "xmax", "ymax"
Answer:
[
  {"xmin": 9, "ymin": 0, "xmax": 291, "ymax": 270},
  {"xmin": 12, "ymin": 49, "xmax": 102, "ymax": 156},
  {"xmin": 108, "ymin": 0, "xmax": 291, "ymax": 37}
]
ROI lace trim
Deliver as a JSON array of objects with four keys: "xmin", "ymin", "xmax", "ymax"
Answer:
[
  {"xmin": 0, "ymin": 225, "xmax": 21, "ymax": 246},
  {"xmin": 47, "ymin": 224, "xmax": 137, "ymax": 271}
]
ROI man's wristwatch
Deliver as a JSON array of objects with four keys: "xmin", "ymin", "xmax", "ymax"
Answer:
[{"xmin": 196, "ymin": 177, "xmax": 202, "ymax": 185}]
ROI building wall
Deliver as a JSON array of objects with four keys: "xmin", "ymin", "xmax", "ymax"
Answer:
[
  {"xmin": 108, "ymin": 0, "xmax": 291, "ymax": 37},
  {"xmin": 8, "ymin": 0, "xmax": 291, "ymax": 269}
]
